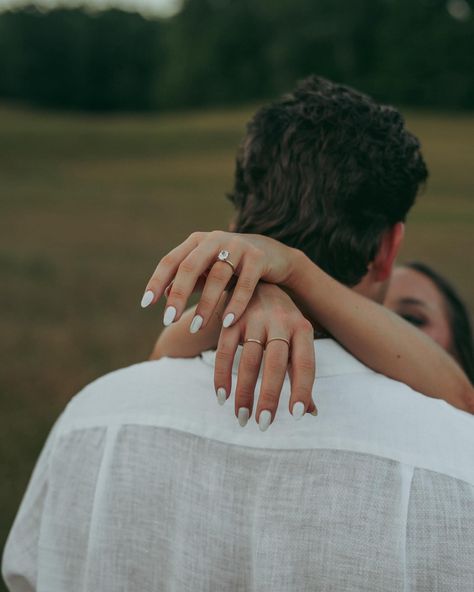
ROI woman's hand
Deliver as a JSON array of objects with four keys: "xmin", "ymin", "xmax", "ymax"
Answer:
[
  {"xmin": 214, "ymin": 282, "xmax": 317, "ymax": 431},
  {"xmin": 140, "ymin": 231, "xmax": 300, "ymax": 332}
]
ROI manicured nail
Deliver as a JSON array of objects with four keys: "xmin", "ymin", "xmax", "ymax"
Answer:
[
  {"xmin": 309, "ymin": 405, "xmax": 318, "ymax": 416},
  {"xmin": 238, "ymin": 407, "xmax": 249, "ymax": 427},
  {"xmin": 258, "ymin": 410, "xmax": 271, "ymax": 432},
  {"xmin": 163, "ymin": 306, "xmax": 177, "ymax": 326},
  {"xmin": 164, "ymin": 283, "xmax": 173, "ymax": 298},
  {"xmin": 217, "ymin": 387, "xmax": 227, "ymax": 405},
  {"xmin": 141, "ymin": 290, "xmax": 154, "ymax": 308},
  {"xmin": 222, "ymin": 313, "xmax": 235, "ymax": 328},
  {"xmin": 292, "ymin": 401, "xmax": 305, "ymax": 420},
  {"xmin": 189, "ymin": 314, "xmax": 203, "ymax": 334}
]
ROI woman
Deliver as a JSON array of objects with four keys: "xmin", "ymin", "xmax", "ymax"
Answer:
[
  {"xmin": 385, "ymin": 262, "xmax": 474, "ymax": 384},
  {"xmin": 140, "ymin": 231, "xmax": 474, "ymax": 427}
]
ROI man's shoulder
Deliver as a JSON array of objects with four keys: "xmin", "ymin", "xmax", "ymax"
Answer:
[{"xmin": 59, "ymin": 355, "xmax": 211, "ymax": 429}]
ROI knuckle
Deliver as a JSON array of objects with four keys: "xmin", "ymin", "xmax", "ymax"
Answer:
[
  {"xmin": 236, "ymin": 385, "xmax": 256, "ymax": 401},
  {"xmin": 266, "ymin": 356, "xmax": 287, "ymax": 374},
  {"xmin": 296, "ymin": 317, "xmax": 313, "ymax": 333},
  {"xmin": 232, "ymin": 292, "xmax": 252, "ymax": 309},
  {"xmin": 169, "ymin": 286, "xmax": 186, "ymax": 301},
  {"xmin": 229, "ymin": 236, "xmax": 242, "ymax": 250},
  {"xmin": 259, "ymin": 389, "xmax": 280, "ymax": 406},
  {"xmin": 196, "ymin": 295, "xmax": 214, "ymax": 310},
  {"xmin": 208, "ymin": 266, "xmax": 230, "ymax": 283},
  {"xmin": 178, "ymin": 258, "xmax": 195, "ymax": 275},
  {"xmin": 189, "ymin": 231, "xmax": 204, "ymax": 242},
  {"xmin": 294, "ymin": 356, "xmax": 315, "ymax": 373},
  {"xmin": 248, "ymin": 247, "xmax": 265, "ymax": 264},
  {"xmin": 272, "ymin": 305, "xmax": 290, "ymax": 320},
  {"xmin": 160, "ymin": 254, "xmax": 176, "ymax": 269},
  {"xmin": 215, "ymin": 349, "xmax": 234, "ymax": 364},
  {"xmin": 209, "ymin": 229, "xmax": 223, "ymax": 241},
  {"xmin": 242, "ymin": 352, "xmax": 261, "ymax": 372},
  {"xmin": 291, "ymin": 386, "xmax": 311, "ymax": 401},
  {"xmin": 214, "ymin": 372, "xmax": 228, "ymax": 386},
  {"xmin": 236, "ymin": 275, "xmax": 256, "ymax": 293}
]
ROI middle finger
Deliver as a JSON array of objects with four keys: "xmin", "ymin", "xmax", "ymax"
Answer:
[
  {"xmin": 255, "ymin": 335, "xmax": 290, "ymax": 432},
  {"xmin": 234, "ymin": 326, "xmax": 266, "ymax": 427}
]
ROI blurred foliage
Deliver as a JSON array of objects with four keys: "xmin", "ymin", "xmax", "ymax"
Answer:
[{"xmin": 0, "ymin": 0, "xmax": 473, "ymax": 111}]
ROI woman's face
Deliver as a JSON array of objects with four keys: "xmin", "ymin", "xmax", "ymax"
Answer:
[{"xmin": 384, "ymin": 266, "xmax": 453, "ymax": 352}]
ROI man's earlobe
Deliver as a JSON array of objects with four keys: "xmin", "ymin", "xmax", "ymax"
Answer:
[{"xmin": 373, "ymin": 222, "xmax": 405, "ymax": 282}]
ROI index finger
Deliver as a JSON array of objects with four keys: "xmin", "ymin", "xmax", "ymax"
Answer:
[{"xmin": 140, "ymin": 232, "xmax": 203, "ymax": 308}]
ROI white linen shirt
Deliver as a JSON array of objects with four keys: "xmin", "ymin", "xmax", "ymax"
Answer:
[{"xmin": 3, "ymin": 339, "xmax": 474, "ymax": 592}]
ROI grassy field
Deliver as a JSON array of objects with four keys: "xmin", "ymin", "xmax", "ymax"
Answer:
[{"xmin": 1, "ymin": 104, "xmax": 473, "ymax": 581}]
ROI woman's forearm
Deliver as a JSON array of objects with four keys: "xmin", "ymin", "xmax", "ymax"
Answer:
[{"xmin": 285, "ymin": 250, "xmax": 474, "ymax": 413}]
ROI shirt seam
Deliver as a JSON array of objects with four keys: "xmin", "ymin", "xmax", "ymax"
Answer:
[
  {"xmin": 53, "ymin": 420, "xmax": 474, "ymax": 487},
  {"xmin": 80, "ymin": 424, "xmax": 118, "ymax": 592},
  {"xmin": 401, "ymin": 464, "xmax": 415, "ymax": 592}
]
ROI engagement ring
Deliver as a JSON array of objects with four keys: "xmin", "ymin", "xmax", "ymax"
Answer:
[{"xmin": 217, "ymin": 249, "xmax": 235, "ymax": 272}]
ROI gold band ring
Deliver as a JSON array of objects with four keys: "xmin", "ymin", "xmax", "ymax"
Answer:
[
  {"xmin": 266, "ymin": 337, "xmax": 290, "ymax": 348},
  {"xmin": 217, "ymin": 249, "xmax": 236, "ymax": 272},
  {"xmin": 244, "ymin": 338, "xmax": 265, "ymax": 347}
]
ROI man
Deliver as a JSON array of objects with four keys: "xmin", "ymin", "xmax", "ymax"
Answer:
[{"xmin": 3, "ymin": 77, "xmax": 474, "ymax": 591}]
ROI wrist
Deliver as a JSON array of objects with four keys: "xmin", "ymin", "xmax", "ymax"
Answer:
[{"xmin": 285, "ymin": 248, "xmax": 311, "ymax": 291}]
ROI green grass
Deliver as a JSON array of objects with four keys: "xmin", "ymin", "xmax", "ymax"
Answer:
[{"xmin": 1, "ymin": 104, "xmax": 473, "ymax": 583}]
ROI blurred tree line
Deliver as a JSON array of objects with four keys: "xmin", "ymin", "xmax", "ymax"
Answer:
[{"xmin": 0, "ymin": 0, "xmax": 473, "ymax": 112}]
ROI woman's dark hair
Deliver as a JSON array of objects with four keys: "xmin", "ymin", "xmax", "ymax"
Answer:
[
  {"xmin": 228, "ymin": 75, "xmax": 428, "ymax": 286},
  {"xmin": 405, "ymin": 262, "xmax": 474, "ymax": 384}
]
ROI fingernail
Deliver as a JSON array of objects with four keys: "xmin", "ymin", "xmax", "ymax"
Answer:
[
  {"xmin": 164, "ymin": 283, "xmax": 173, "ymax": 298},
  {"xmin": 292, "ymin": 401, "xmax": 305, "ymax": 420},
  {"xmin": 238, "ymin": 407, "xmax": 249, "ymax": 427},
  {"xmin": 222, "ymin": 313, "xmax": 235, "ymax": 328},
  {"xmin": 189, "ymin": 314, "xmax": 203, "ymax": 334},
  {"xmin": 258, "ymin": 410, "xmax": 271, "ymax": 432},
  {"xmin": 216, "ymin": 387, "xmax": 227, "ymax": 405},
  {"xmin": 141, "ymin": 290, "xmax": 154, "ymax": 308},
  {"xmin": 163, "ymin": 306, "xmax": 177, "ymax": 326},
  {"xmin": 309, "ymin": 406, "xmax": 318, "ymax": 416}
]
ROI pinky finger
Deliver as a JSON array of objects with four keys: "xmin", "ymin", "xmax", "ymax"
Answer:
[{"xmin": 214, "ymin": 323, "xmax": 241, "ymax": 406}]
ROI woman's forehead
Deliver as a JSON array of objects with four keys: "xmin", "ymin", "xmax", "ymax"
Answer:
[{"xmin": 387, "ymin": 267, "xmax": 445, "ymax": 311}]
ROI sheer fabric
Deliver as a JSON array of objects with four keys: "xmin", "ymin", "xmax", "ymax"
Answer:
[{"xmin": 3, "ymin": 340, "xmax": 474, "ymax": 591}]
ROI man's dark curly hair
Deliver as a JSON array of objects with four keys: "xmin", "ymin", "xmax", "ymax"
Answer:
[{"xmin": 228, "ymin": 75, "xmax": 429, "ymax": 286}]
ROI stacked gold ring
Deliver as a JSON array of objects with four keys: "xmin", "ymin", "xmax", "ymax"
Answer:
[
  {"xmin": 243, "ymin": 338, "xmax": 265, "ymax": 347},
  {"xmin": 243, "ymin": 337, "xmax": 290, "ymax": 349},
  {"xmin": 266, "ymin": 337, "xmax": 290, "ymax": 348}
]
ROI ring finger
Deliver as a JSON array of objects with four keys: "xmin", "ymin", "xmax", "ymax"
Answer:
[{"xmin": 166, "ymin": 243, "xmax": 243, "ymax": 326}]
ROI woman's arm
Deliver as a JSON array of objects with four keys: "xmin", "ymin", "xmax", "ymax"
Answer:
[
  {"xmin": 284, "ymin": 250, "xmax": 474, "ymax": 413},
  {"xmin": 142, "ymin": 231, "xmax": 473, "ymax": 413}
]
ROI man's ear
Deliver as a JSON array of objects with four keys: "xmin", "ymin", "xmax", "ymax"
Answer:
[{"xmin": 372, "ymin": 222, "xmax": 405, "ymax": 282}]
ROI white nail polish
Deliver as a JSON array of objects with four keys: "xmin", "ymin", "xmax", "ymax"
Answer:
[
  {"xmin": 217, "ymin": 387, "xmax": 227, "ymax": 405},
  {"xmin": 189, "ymin": 315, "xmax": 203, "ymax": 334},
  {"xmin": 292, "ymin": 401, "xmax": 305, "ymax": 420},
  {"xmin": 163, "ymin": 306, "xmax": 177, "ymax": 326},
  {"xmin": 223, "ymin": 313, "xmax": 235, "ymax": 328},
  {"xmin": 258, "ymin": 410, "xmax": 271, "ymax": 432},
  {"xmin": 141, "ymin": 290, "xmax": 154, "ymax": 308},
  {"xmin": 238, "ymin": 407, "xmax": 249, "ymax": 427}
]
